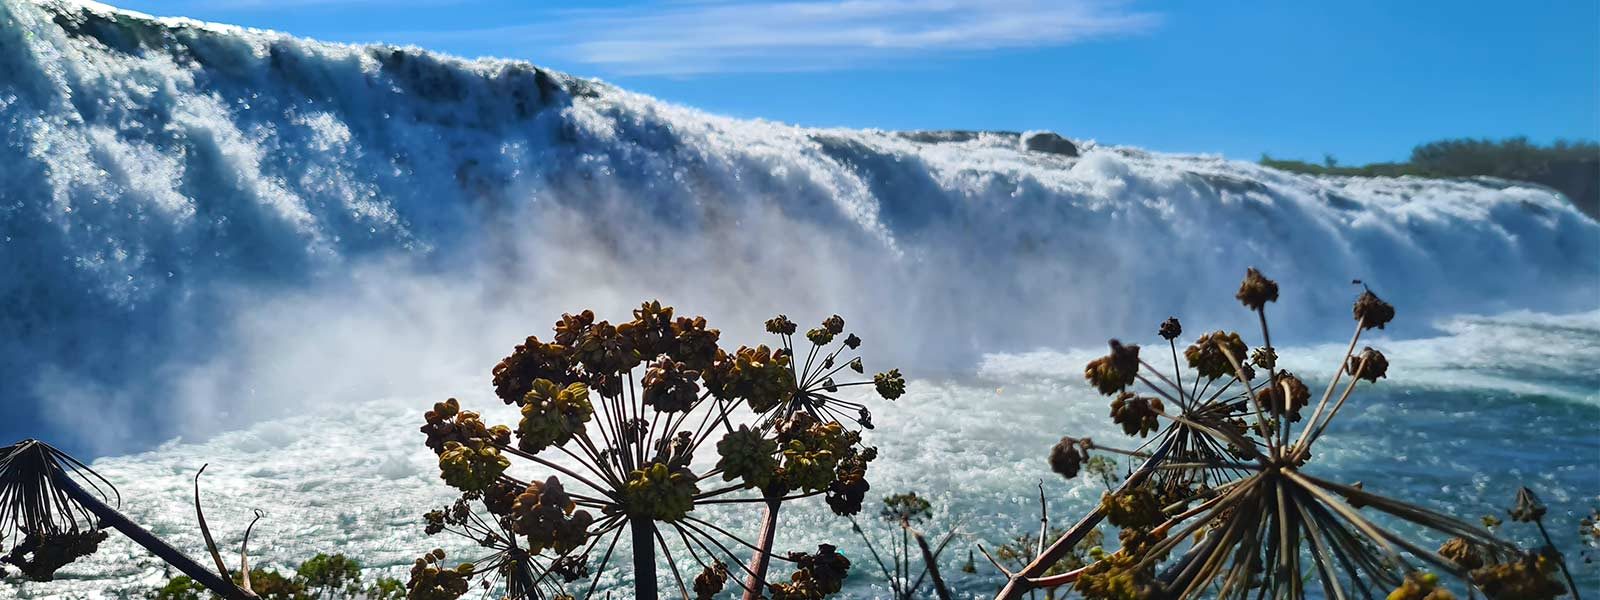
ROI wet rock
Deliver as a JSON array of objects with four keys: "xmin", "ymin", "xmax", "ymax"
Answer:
[{"xmin": 1021, "ymin": 131, "xmax": 1078, "ymax": 157}]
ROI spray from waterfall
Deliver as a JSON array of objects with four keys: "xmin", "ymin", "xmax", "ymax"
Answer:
[{"xmin": 1, "ymin": 0, "xmax": 1596, "ymax": 454}]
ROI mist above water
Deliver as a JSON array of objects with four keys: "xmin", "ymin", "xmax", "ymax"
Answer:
[{"xmin": 1, "ymin": 0, "xmax": 1596, "ymax": 456}]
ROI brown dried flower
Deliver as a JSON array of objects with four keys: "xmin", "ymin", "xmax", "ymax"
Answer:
[
  {"xmin": 1353, "ymin": 289, "xmax": 1396, "ymax": 330},
  {"xmin": 1085, "ymin": 340, "xmax": 1141, "ymax": 395},
  {"xmin": 1346, "ymin": 347, "xmax": 1389, "ymax": 382},
  {"xmin": 1235, "ymin": 267, "xmax": 1280, "ymax": 310}
]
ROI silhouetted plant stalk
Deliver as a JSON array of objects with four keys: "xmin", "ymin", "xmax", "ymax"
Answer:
[
  {"xmin": 984, "ymin": 483, "xmax": 1114, "ymax": 600},
  {"xmin": 414, "ymin": 303, "xmax": 902, "ymax": 599},
  {"xmin": 0, "ymin": 440, "xmax": 253, "ymax": 599},
  {"xmin": 848, "ymin": 492, "xmax": 959, "ymax": 600},
  {"xmin": 991, "ymin": 269, "xmax": 1577, "ymax": 600},
  {"xmin": 1507, "ymin": 486, "xmax": 1583, "ymax": 600}
]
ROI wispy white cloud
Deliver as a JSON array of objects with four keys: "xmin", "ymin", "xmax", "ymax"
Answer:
[{"xmin": 421, "ymin": 0, "xmax": 1162, "ymax": 76}]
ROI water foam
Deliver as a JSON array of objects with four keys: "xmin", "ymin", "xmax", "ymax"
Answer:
[
  {"xmin": 1, "ymin": 0, "xmax": 1596, "ymax": 455},
  {"xmin": 3, "ymin": 310, "xmax": 1596, "ymax": 598}
]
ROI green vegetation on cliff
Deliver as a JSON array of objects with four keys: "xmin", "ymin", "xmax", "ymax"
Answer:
[{"xmin": 1261, "ymin": 137, "xmax": 1599, "ymax": 219}]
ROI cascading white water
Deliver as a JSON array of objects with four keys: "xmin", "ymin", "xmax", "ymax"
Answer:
[
  {"xmin": 1, "ymin": 2, "xmax": 1598, "ymax": 597},
  {"xmin": 3, "ymin": 0, "xmax": 1594, "ymax": 454}
]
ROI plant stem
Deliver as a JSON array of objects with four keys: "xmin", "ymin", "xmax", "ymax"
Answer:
[
  {"xmin": 994, "ymin": 436, "xmax": 1176, "ymax": 599},
  {"xmin": 1535, "ymin": 519, "xmax": 1582, "ymax": 600},
  {"xmin": 632, "ymin": 518, "xmax": 659, "ymax": 600},
  {"xmin": 741, "ymin": 497, "xmax": 783, "ymax": 600},
  {"xmin": 51, "ymin": 470, "xmax": 248, "ymax": 600},
  {"xmin": 912, "ymin": 529, "xmax": 952, "ymax": 600}
]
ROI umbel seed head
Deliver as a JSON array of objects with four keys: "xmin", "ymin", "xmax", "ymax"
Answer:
[
  {"xmin": 1256, "ymin": 372, "xmax": 1310, "ymax": 422},
  {"xmin": 693, "ymin": 562, "xmax": 730, "ymax": 600},
  {"xmin": 1251, "ymin": 347, "xmax": 1277, "ymax": 370},
  {"xmin": 1354, "ymin": 289, "xmax": 1396, "ymax": 330},
  {"xmin": 766, "ymin": 315, "xmax": 797, "ymax": 335},
  {"xmin": 1110, "ymin": 392, "xmax": 1163, "ymax": 437},
  {"xmin": 1468, "ymin": 554, "xmax": 1566, "ymax": 599},
  {"xmin": 1438, "ymin": 537, "xmax": 1488, "ymax": 570},
  {"xmin": 1387, "ymin": 572, "xmax": 1453, "ymax": 600},
  {"xmin": 1235, "ymin": 267, "xmax": 1280, "ymax": 310},
  {"xmin": 1158, "ymin": 317, "xmax": 1182, "ymax": 341},
  {"xmin": 873, "ymin": 369, "xmax": 906, "ymax": 400},
  {"xmin": 1509, "ymin": 487, "xmax": 1547, "ymax": 523},
  {"xmin": 822, "ymin": 314, "xmax": 845, "ymax": 335},
  {"xmin": 1185, "ymin": 331, "xmax": 1247, "ymax": 381},
  {"xmin": 1346, "ymin": 347, "xmax": 1389, "ymax": 382},
  {"xmin": 1049, "ymin": 437, "xmax": 1089, "ymax": 479},
  {"xmin": 1085, "ymin": 340, "xmax": 1140, "ymax": 395}
]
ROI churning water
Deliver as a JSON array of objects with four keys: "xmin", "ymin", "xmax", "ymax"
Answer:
[{"xmin": 1, "ymin": 1, "xmax": 1596, "ymax": 597}]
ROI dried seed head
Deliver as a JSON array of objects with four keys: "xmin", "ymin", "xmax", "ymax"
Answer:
[
  {"xmin": 766, "ymin": 315, "xmax": 797, "ymax": 335},
  {"xmin": 1049, "ymin": 437, "xmax": 1089, "ymax": 480},
  {"xmin": 1185, "ymin": 331, "xmax": 1248, "ymax": 381},
  {"xmin": 1388, "ymin": 571, "xmax": 1456, "ymax": 600},
  {"xmin": 1158, "ymin": 317, "xmax": 1182, "ymax": 341},
  {"xmin": 421, "ymin": 399, "xmax": 511, "ymax": 454},
  {"xmin": 1255, "ymin": 371, "xmax": 1310, "ymax": 422},
  {"xmin": 1235, "ymin": 267, "xmax": 1280, "ymax": 310},
  {"xmin": 873, "ymin": 369, "xmax": 906, "ymax": 400},
  {"xmin": 407, "ymin": 550, "xmax": 473, "ymax": 600},
  {"xmin": 1085, "ymin": 340, "xmax": 1141, "ymax": 395},
  {"xmin": 825, "ymin": 463, "xmax": 871, "ymax": 516},
  {"xmin": 822, "ymin": 314, "xmax": 845, "ymax": 335},
  {"xmin": 693, "ymin": 562, "xmax": 730, "ymax": 600},
  {"xmin": 1469, "ymin": 554, "xmax": 1567, "ymax": 600},
  {"xmin": 1250, "ymin": 347, "xmax": 1277, "ymax": 370},
  {"xmin": 1, "ymin": 530, "xmax": 109, "ymax": 582},
  {"xmin": 640, "ymin": 357, "xmax": 701, "ymax": 412},
  {"xmin": 437, "ymin": 439, "xmax": 510, "ymax": 493},
  {"xmin": 1509, "ymin": 487, "xmax": 1547, "ymax": 523},
  {"xmin": 516, "ymin": 380, "xmax": 594, "ymax": 453},
  {"xmin": 1110, "ymin": 392, "xmax": 1164, "ymax": 437},
  {"xmin": 1346, "ymin": 347, "xmax": 1389, "ymax": 382},
  {"xmin": 879, "ymin": 492, "xmax": 934, "ymax": 524},
  {"xmin": 769, "ymin": 545, "xmax": 852, "ymax": 600},
  {"xmin": 1354, "ymin": 289, "xmax": 1396, "ymax": 330},
  {"xmin": 551, "ymin": 555, "xmax": 588, "ymax": 583},
  {"xmin": 510, "ymin": 477, "xmax": 593, "ymax": 555},
  {"xmin": 1438, "ymin": 537, "xmax": 1489, "ymax": 570},
  {"xmin": 1102, "ymin": 487, "xmax": 1164, "ymax": 529},
  {"xmin": 622, "ymin": 462, "xmax": 700, "ymax": 522},
  {"xmin": 715, "ymin": 425, "xmax": 780, "ymax": 490},
  {"xmin": 492, "ymin": 336, "xmax": 575, "ymax": 405},
  {"xmin": 844, "ymin": 333, "xmax": 862, "ymax": 349}
]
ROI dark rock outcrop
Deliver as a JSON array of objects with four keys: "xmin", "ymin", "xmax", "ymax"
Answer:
[{"xmin": 1022, "ymin": 131, "xmax": 1078, "ymax": 157}]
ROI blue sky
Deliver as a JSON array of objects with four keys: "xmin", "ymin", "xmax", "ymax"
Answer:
[{"xmin": 114, "ymin": 0, "xmax": 1598, "ymax": 165}]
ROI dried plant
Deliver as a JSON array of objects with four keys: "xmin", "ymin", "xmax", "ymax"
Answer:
[
  {"xmin": 1, "ymin": 440, "xmax": 259, "ymax": 599},
  {"xmin": 413, "ymin": 302, "xmax": 900, "ymax": 599},
  {"xmin": 983, "ymin": 483, "xmax": 1104, "ymax": 600},
  {"xmin": 991, "ymin": 270, "xmax": 1575, "ymax": 600},
  {"xmin": 848, "ymin": 492, "xmax": 960, "ymax": 600},
  {"xmin": 0, "ymin": 440, "xmax": 113, "ymax": 582}
]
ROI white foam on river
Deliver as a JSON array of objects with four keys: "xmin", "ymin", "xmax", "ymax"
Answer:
[{"xmin": 3, "ymin": 309, "xmax": 1597, "ymax": 598}]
